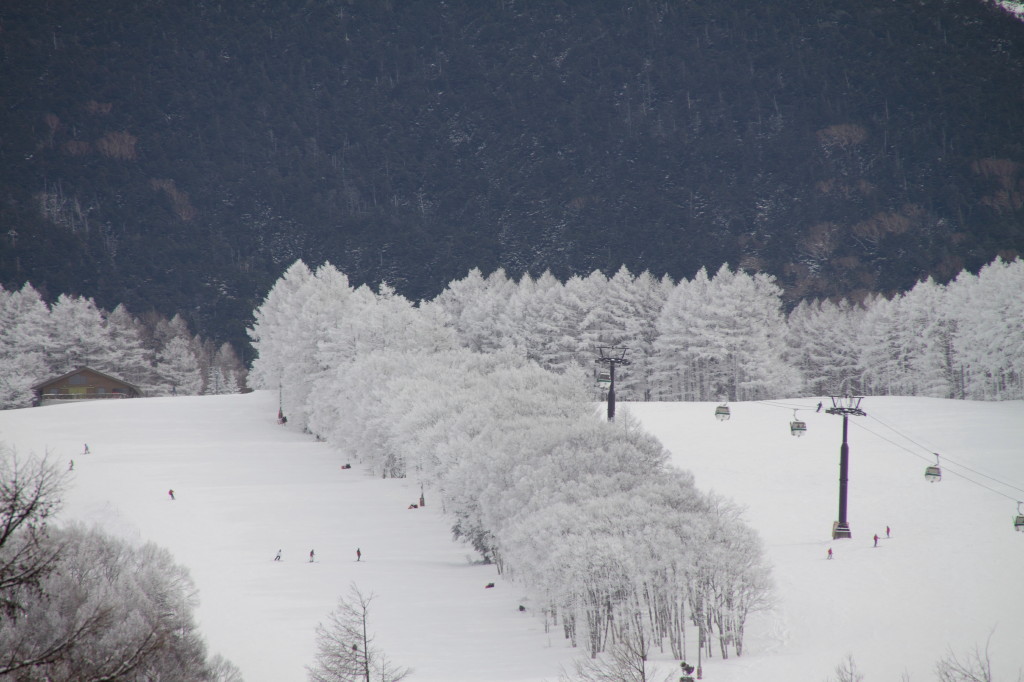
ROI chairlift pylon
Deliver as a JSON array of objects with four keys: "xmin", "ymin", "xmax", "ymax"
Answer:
[{"xmin": 925, "ymin": 453, "xmax": 942, "ymax": 483}]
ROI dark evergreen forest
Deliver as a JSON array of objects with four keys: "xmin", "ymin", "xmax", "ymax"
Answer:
[{"xmin": 2, "ymin": 0, "xmax": 1023, "ymax": 356}]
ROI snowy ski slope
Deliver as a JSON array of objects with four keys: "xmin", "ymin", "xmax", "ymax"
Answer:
[{"xmin": 1, "ymin": 391, "xmax": 1022, "ymax": 681}]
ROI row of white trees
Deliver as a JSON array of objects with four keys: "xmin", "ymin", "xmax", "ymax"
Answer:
[
  {"xmin": 0, "ymin": 284, "xmax": 247, "ymax": 409},
  {"xmin": 429, "ymin": 256, "xmax": 1023, "ymax": 402},
  {"xmin": 249, "ymin": 261, "xmax": 773, "ymax": 667}
]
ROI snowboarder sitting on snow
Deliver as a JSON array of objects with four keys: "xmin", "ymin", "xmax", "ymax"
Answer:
[{"xmin": 408, "ymin": 503, "xmax": 418, "ymax": 509}]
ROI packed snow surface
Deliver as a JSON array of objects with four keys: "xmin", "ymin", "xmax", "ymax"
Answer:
[{"xmin": 1, "ymin": 391, "xmax": 1022, "ymax": 681}]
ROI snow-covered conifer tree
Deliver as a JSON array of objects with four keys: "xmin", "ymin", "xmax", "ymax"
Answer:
[
  {"xmin": 105, "ymin": 304, "xmax": 157, "ymax": 390},
  {"xmin": 247, "ymin": 259, "xmax": 314, "ymax": 391},
  {"xmin": 0, "ymin": 284, "xmax": 51, "ymax": 408},
  {"xmin": 155, "ymin": 336, "xmax": 203, "ymax": 395},
  {"xmin": 46, "ymin": 294, "xmax": 112, "ymax": 374}
]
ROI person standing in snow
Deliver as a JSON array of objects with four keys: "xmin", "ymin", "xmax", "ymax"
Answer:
[
  {"xmin": 83, "ymin": 443, "xmax": 90, "ymax": 454},
  {"xmin": 873, "ymin": 534, "xmax": 879, "ymax": 547},
  {"xmin": 886, "ymin": 526, "xmax": 891, "ymax": 538},
  {"xmin": 69, "ymin": 459, "xmax": 74, "ymax": 471},
  {"xmin": 168, "ymin": 489, "xmax": 175, "ymax": 500},
  {"xmin": 827, "ymin": 547, "xmax": 833, "ymax": 560},
  {"xmin": 356, "ymin": 548, "xmax": 361, "ymax": 562},
  {"xmin": 309, "ymin": 549, "xmax": 315, "ymax": 563},
  {"xmin": 816, "ymin": 402, "xmax": 822, "ymax": 413}
]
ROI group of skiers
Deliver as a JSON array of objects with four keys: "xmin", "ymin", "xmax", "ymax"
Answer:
[
  {"xmin": 271, "ymin": 547, "xmax": 362, "ymax": 563},
  {"xmin": 827, "ymin": 526, "xmax": 891, "ymax": 559}
]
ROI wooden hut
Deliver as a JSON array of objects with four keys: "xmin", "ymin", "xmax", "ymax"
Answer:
[{"xmin": 31, "ymin": 367, "xmax": 143, "ymax": 406}]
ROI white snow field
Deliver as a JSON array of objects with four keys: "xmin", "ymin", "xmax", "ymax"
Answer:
[{"xmin": 1, "ymin": 391, "xmax": 1022, "ymax": 681}]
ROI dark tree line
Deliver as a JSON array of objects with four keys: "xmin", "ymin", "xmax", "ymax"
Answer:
[{"xmin": 1, "ymin": 0, "xmax": 1023, "ymax": 354}]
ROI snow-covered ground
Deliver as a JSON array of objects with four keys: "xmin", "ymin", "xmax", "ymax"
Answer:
[{"xmin": 1, "ymin": 391, "xmax": 1022, "ymax": 681}]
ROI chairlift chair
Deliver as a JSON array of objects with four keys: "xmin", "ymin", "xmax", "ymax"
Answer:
[
  {"xmin": 1015, "ymin": 503, "xmax": 1024, "ymax": 532},
  {"xmin": 925, "ymin": 453, "xmax": 942, "ymax": 483},
  {"xmin": 597, "ymin": 368, "xmax": 611, "ymax": 385},
  {"xmin": 790, "ymin": 410, "xmax": 807, "ymax": 437},
  {"xmin": 715, "ymin": 404, "xmax": 730, "ymax": 421}
]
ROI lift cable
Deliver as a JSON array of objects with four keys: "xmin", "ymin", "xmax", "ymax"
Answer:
[
  {"xmin": 848, "ymin": 420, "xmax": 1024, "ymax": 502},
  {"xmin": 861, "ymin": 413, "xmax": 1024, "ymax": 496}
]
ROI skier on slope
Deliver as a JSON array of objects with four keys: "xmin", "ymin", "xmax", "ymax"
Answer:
[
  {"xmin": 168, "ymin": 489, "xmax": 175, "ymax": 500},
  {"xmin": 309, "ymin": 549, "xmax": 315, "ymax": 563},
  {"xmin": 274, "ymin": 549, "xmax": 282, "ymax": 561}
]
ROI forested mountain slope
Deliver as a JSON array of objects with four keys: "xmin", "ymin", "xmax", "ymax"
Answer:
[{"xmin": 2, "ymin": 0, "xmax": 1023, "ymax": 350}]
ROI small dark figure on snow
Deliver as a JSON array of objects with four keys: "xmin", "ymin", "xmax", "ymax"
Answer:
[
  {"xmin": 827, "ymin": 547, "xmax": 833, "ymax": 560},
  {"xmin": 816, "ymin": 402, "xmax": 823, "ymax": 413},
  {"xmin": 274, "ymin": 549, "xmax": 282, "ymax": 561},
  {"xmin": 886, "ymin": 525, "xmax": 891, "ymax": 538},
  {"xmin": 83, "ymin": 443, "xmax": 90, "ymax": 454},
  {"xmin": 356, "ymin": 548, "xmax": 361, "ymax": 562},
  {"xmin": 168, "ymin": 489, "xmax": 175, "ymax": 501},
  {"xmin": 69, "ymin": 459, "xmax": 74, "ymax": 471},
  {"xmin": 341, "ymin": 463, "xmax": 351, "ymax": 469},
  {"xmin": 309, "ymin": 549, "xmax": 315, "ymax": 563},
  {"xmin": 485, "ymin": 582, "xmax": 495, "ymax": 588},
  {"xmin": 518, "ymin": 605, "xmax": 526, "ymax": 612},
  {"xmin": 873, "ymin": 534, "xmax": 879, "ymax": 547},
  {"xmin": 408, "ymin": 503, "xmax": 418, "ymax": 509}
]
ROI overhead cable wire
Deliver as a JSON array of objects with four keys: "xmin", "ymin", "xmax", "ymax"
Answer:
[
  {"xmin": 864, "ymin": 412, "xmax": 1024, "ymax": 496},
  {"xmin": 752, "ymin": 397, "xmax": 1024, "ymax": 502},
  {"xmin": 850, "ymin": 420, "xmax": 1024, "ymax": 502}
]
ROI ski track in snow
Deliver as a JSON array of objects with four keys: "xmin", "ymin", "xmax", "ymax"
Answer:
[{"xmin": 1, "ymin": 392, "xmax": 1023, "ymax": 681}]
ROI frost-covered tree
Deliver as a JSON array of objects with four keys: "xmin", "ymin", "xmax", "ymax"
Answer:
[
  {"xmin": 857, "ymin": 293, "xmax": 911, "ymax": 396},
  {"xmin": 205, "ymin": 343, "xmax": 244, "ymax": 395},
  {"xmin": 0, "ymin": 284, "xmax": 51, "ymax": 409},
  {"xmin": 948, "ymin": 257, "xmax": 1024, "ymax": 400},
  {"xmin": 0, "ymin": 449, "xmax": 65, "ymax": 621},
  {"xmin": 558, "ymin": 626, "xmax": 674, "ymax": 682},
  {"xmin": 248, "ymin": 259, "xmax": 314, "ymax": 391},
  {"xmin": 156, "ymin": 336, "xmax": 203, "ymax": 396},
  {"xmin": 46, "ymin": 294, "xmax": 112, "ymax": 374},
  {"xmin": 0, "ymin": 523, "xmax": 229, "ymax": 681},
  {"xmin": 436, "ymin": 268, "xmax": 516, "ymax": 354},
  {"xmin": 899, "ymin": 278, "xmax": 958, "ymax": 398},
  {"xmin": 787, "ymin": 298, "xmax": 862, "ymax": 396},
  {"xmin": 105, "ymin": 304, "xmax": 157, "ymax": 390},
  {"xmin": 307, "ymin": 583, "xmax": 411, "ymax": 682}
]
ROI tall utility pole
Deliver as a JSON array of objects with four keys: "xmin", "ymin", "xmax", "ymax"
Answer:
[
  {"xmin": 826, "ymin": 396, "xmax": 866, "ymax": 539},
  {"xmin": 596, "ymin": 346, "xmax": 630, "ymax": 422}
]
